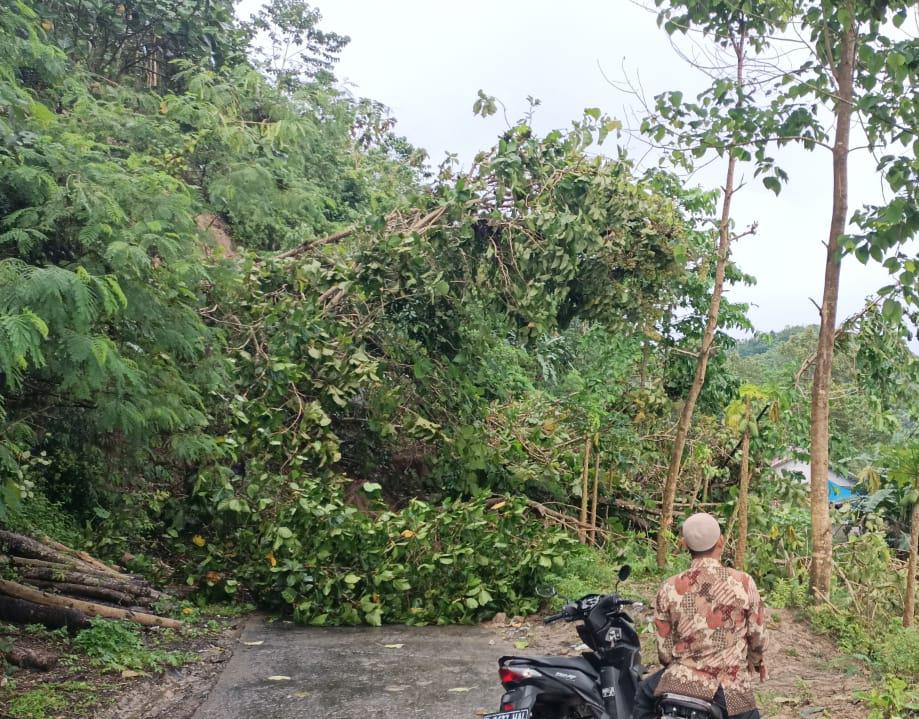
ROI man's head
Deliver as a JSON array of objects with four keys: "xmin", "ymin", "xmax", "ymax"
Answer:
[{"xmin": 681, "ymin": 512, "xmax": 724, "ymax": 559}]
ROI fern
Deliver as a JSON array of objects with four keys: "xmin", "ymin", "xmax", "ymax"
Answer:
[
  {"xmin": 0, "ymin": 227, "xmax": 46, "ymax": 254},
  {"xmin": 0, "ymin": 310, "xmax": 48, "ymax": 388}
]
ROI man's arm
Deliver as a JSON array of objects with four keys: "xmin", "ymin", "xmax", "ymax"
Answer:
[
  {"xmin": 654, "ymin": 583, "xmax": 674, "ymax": 667},
  {"xmin": 745, "ymin": 577, "xmax": 768, "ymax": 681}
]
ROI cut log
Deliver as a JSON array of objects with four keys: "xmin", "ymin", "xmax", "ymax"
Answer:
[
  {"xmin": 0, "ymin": 595, "xmax": 89, "ymax": 631},
  {"xmin": 40, "ymin": 535, "xmax": 123, "ymax": 576},
  {"xmin": 0, "ymin": 579, "xmax": 181, "ymax": 629},
  {"xmin": 28, "ymin": 580, "xmax": 141, "ymax": 607},
  {"xmin": 3, "ymin": 555, "xmax": 122, "ymax": 581},
  {"xmin": 0, "ymin": 530, "xmax": 76, "ymax": 566},
  {"xmin": 19, "ymin": 568, "xmax": 163, "ymax": 601},
  {"xmin": 5, "ymin": 645, "xmax": 59, "ymax": 671}
]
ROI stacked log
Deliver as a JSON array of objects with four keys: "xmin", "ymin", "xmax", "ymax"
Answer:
[{"xmin": 0, "ymin": 530, "xmax": 180, "ymax": 631}]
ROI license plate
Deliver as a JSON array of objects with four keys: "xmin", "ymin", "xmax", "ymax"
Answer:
[{"xmin": 483, "ymin": 712, "xmax": 530, "ymax": 719}]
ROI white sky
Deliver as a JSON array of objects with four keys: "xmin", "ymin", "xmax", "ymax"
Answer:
[{"xmin": 237, "ymin": 0, "xmax": 901, "ymax": 334}]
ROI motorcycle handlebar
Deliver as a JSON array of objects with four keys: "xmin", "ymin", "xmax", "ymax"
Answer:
[
  {"xmin": 543, "ymin": 611, "xmax": 567, "ymax": 624},
  {"xmin": 543, "ymin": 595, "xmax": 640, "ymax": 623},
  {"xmin": 544, "ymin": 602, "xmax": 578, "ymax": 623}
]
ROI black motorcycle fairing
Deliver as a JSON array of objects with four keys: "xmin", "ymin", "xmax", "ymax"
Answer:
[
  {"xmin": 499, "ymin": 684, "xmax": 540, "ymax": 711},
  {"xmin": 502, "ymin": 654, "xmax": 601, "ymax": 678},
  {"xmin": 582, "ymin": 604, "xmax": 641, "ymax": 656},
  {"xmin": 499, "ymin": 655, "xmax": 605, "ymax": 714}
]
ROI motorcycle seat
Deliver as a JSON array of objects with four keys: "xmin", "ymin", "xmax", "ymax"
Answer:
[
  {"xmin": 503, "ymin": 655, "xmax": 599, "ymax": 677},
  {"xmin": 659, "ymin": 693, "xmax": 725, "ymax": 719}
]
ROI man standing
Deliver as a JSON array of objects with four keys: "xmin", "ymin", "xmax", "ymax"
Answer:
[{"xmin": 635, "ymin": 512, "xmax": 768, "ymax": 719}]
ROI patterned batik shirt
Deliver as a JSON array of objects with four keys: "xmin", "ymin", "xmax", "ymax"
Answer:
[{"xmin": 653, "ymin": 557, "xmax": 768, "ymax": 715}]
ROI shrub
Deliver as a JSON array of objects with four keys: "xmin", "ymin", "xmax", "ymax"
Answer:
[
  {"xmin": 3, "ymin": 486, "xmax": 81, "ymax": 547},
  {"xmin": 856, "ymin": 676, "xmax": 919, "ymax": 719},
  {"xmin": 544, "ymin": 546, "xmax": 625, "ymax": 608},
  {"xmin": 874, "ymin": 626, "xmax": 919, "ymax": 680},
  {"xmin": 766, "ymin": 576, "xmax": 808, "ymax": 610}
]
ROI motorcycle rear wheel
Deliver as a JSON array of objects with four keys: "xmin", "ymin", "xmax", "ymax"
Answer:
[{"xmin": 531, "ymin": 702, "xmax": 592, "ymax": 719}]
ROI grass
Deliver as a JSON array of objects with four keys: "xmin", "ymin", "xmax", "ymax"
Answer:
[
  {"xmin": 73, "ymin": 618, "xmax": 196, "ymax": 673},
  {"xmin": 7, "ymin": 682, "xmax": 95, "ymax": 719}
]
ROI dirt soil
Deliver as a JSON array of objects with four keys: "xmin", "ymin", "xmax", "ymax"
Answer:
[
  {"xmin": 0, "ymin": 616, "xmax": 243, "ymax": 719},
  {"xmin": 485, "ymin": 606, "xmax": 871, "ymax": 719}
]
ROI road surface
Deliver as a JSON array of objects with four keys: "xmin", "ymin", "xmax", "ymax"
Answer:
[{"xmin": 193, "ymin": 615, "xmax": 515, "ymax": 719}]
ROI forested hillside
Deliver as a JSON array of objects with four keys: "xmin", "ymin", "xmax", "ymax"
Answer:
[
  {"xmin": 1, "ymin": 0, "xmax": 918, "ymax": 715},
  {"xmin": 0, "ymin": 0, "xmax": 753, "ymax": 624}
]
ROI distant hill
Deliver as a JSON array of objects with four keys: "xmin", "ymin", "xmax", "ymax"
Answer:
[{"xmin": 734, "ymin": 325, "xmax": 815, "ymax": 357}]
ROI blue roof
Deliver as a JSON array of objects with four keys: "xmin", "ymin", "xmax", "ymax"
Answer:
[{"xmin": 829, "ymin": 480, "xmax": 856, "ymax": 501}]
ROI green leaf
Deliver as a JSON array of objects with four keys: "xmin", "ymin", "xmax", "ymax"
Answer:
[
  {"xmin": 882, "ymin": 298, "xmax": 902, "ymax": 323},
  {"xmin": 762, "ymin": 176, "xmax": 781, "ymax": 195}
]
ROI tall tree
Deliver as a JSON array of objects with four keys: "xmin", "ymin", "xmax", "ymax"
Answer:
[
  {"xmin": 651, "ymin": 0, "xmax": 918, "ymax": 594},
  {"xmin": 792, "ymin": 0, "xmax": 918, "ymax": 597},
  {"xmin": 803, "ymin": 1, "xmax": 856, "ymax": 598},
  {"xmin": 648, "ymin": 0, "xmax": 783, "ymax": 567}
]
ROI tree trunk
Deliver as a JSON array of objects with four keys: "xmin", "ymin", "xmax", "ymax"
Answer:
[
  {"xmin": 905, "ymin": 473, "xmax": 918, "ymax": 627},
  {"xmin": 0, "ymin": 595, "xmax": 89, "ymax": 631},
  {"xmin": 579, "ymin": 434, "xmax": 592, "ymax": 542},
  {"xmin": 657, "ymin": 39, "xmax": 744, "ymax": 568},
  {"xmin": 735, "ymin": 429, "xmax": 751, "ymax": 570},
  {"xmin": 0, "ymin": 579, "xmax": 181, "ymax": 629},
  {"xmin": 809, "ymin": 22, "xmax": 856, "ymax": 601}
]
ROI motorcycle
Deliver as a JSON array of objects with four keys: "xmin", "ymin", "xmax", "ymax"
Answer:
[{"xmin": 484, "ymin": 565, "xmax": 724, "ymax": 719}]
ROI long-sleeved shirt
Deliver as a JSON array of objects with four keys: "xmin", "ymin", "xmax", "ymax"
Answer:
[{"xmin": 653, "ymin": 556, "xmax": 768, "ymax": 715}]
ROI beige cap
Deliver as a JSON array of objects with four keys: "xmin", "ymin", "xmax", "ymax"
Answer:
[{"xmin": 682, "ymin": 512, "xmax": 721, "ymax": 552}]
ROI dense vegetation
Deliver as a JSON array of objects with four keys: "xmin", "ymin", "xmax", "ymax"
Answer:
[{"xmin": 1, "ymin": 0, "xmax": 918, "ymax": 714}]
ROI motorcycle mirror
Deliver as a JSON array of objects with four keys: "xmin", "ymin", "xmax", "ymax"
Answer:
[
  {"xmin": 535, "ymin": 584, "xmax": 557, "ymax": 598},
  {"xmin": 618, "ymin": 565, "xmax": 632, "ymax": 582}
]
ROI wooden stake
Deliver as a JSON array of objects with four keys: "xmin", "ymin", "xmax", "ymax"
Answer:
[
  {"xmin": 735, "ymin": 429, "xmax": 751, "ymax": 570},
  {"xmin": 905, "ymin": 472, "xmax": 918, "ymax": 628},
  {"xmin": 590, "ymin": 453, "xmax": 601, "ymax": 542},
  {"xmin": 579, "ymin": 434, "xmax": 592, "ymax": 542}
]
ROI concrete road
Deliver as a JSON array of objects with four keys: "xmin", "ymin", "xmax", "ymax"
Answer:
[{"xmin": 193, "ymin": 615, "xmax": 515, "ymax": 719}]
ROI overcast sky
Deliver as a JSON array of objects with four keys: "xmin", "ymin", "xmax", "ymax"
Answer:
[{"xmin": 238, "ymin": 0, "xmax": 901, "ymax": 335}]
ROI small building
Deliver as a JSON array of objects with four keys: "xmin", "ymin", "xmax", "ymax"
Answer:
[{"xmin": 770, "ymin": 450, "xmax": 858, "ymax": 502}]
